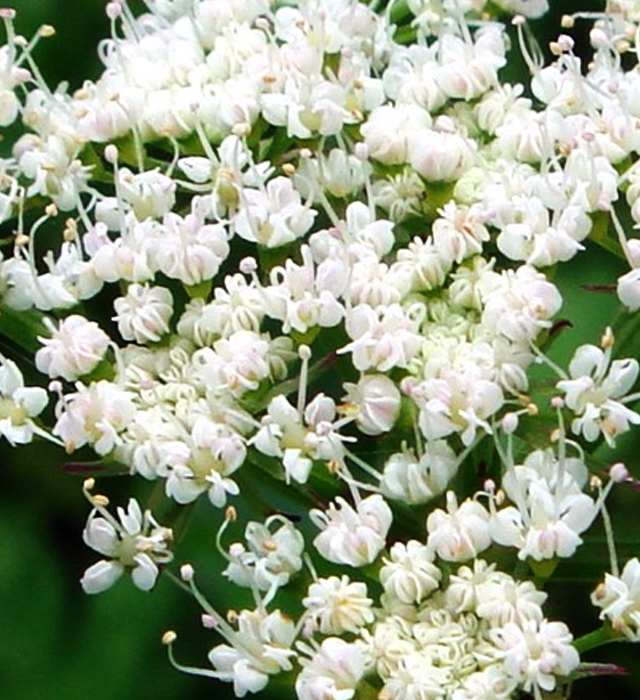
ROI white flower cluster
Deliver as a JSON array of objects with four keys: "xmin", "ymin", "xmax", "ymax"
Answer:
[
  {"xmin": 369, "ymin": 558, "xmax": 578, "ymax": 700},
  {"xmin": 1, "ymin": 0, "xmax": 640, "ymax": 698},
  {"xmin": 185, "ymin": 502, "xmax": 581, "ymax": 700}
]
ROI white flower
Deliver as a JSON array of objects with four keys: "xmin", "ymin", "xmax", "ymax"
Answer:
[
  {"xmin": 36, "ymin": 315, "xmax": 110, "ymax": 381},
  {"xmin": 233, "ymin": 177, "xmax": 316, "ymax": 247},
  {"xmin": 296, "ymin": 638, "xmax": 369, "ymax": 700},
  {"xmin": 490, "ymin": 449, "xmax": 597, "ymax": 561},
  {"xmin": 151, "ymin": 210, "xmax": 230, "ymax": 286},
  {"xmin": 341, "ymin": 303, "xmax": 423, "ymax": 372},
  {"xmin": 380, "ymin": 653, "xmax": 454, "ymax": 700},
  {"xmin": 592, "ymin": 557, "xmax": 640, "ymax": 641},
  {"xmin": 480, "ymin": 265, "xmax": 562, "ymax": 345},
  {"xmin": 303, "ymin": 575, "xmax": 375, "ymax": 635},
  {"xmin": 380, "ymin": 540, "xmax": 441, "ymax": 605},
  {"xmin": 0, "ymin": 256, "xmax": 38, "ymax": 310},
  {"xmin": 380, "ymin": 442, "xmax": 457, "ymax": 504},
  {"xmin": 408, "ymin": 128, "xmax": 474, "ymax": 182},
  {"xmin": 311, "ymin": 494, "xmax": 392, "ymax": 567},
  {"xmin": 339, "ymin": 201, "xmax": 395, "ymax": 259},
  {"xmin": 342, "ymin": 374, "xmax": 401, "ymax": 436},
  {"xmin": 0, "ymin": 357, "xmax": 48, "ymax": 445},
  {"xmin": 81, "ymin": 497, "xmax": 172, "ymax": 594},
  {"xmin": 181, "ymin": 273, "xmax": 265, "ymax": 340},
  {"xmin": 491, "ymin": 619, "xmax": 579, "ymax": 695},
  {"xmin": 192, "ymin": 331, "xmax": 272, "ymax": 398},
  {"xmin": 617, "ymin": 268, "xmax": 640, "ymax": 311},
  {"xmin": 223, "ymin": 515, "xmax": 304, "ymax": 597},
  {"xmin": 557, "ymin": 339, "xmax": 640, "ymax": 445},
  {"xmin": 296, "ymin": 149, "xmax": 371, "ymax": 200},
  {"xmin": 427, "ymin": 492, "xmax": 491, "ymax": 562},
  {"xmin": 253, "ymin": 393, "xmax": 347, "ymax": 484},
  {"xmin": 432, "ymin": 202, "xmax": 490, "ymax": 265},
  {"xmin": 408, "ymin": 371, "xmax": 504, "ymax": 447},
  {"xmin": 392, "ymin": 235, "xmax": 450, "ymax": 291},
  {"xmin": 113, "ymin": 283, "xmax": 173, "ymax": 343},
  {"xmin": 118, "ymin": 167, "xmax": 176, "ymax": 220},
  {"xmin": 53, "ymin": 380, "xmax": 136, "ymax": 454},
  {"xmin": 360, "ymin": 104, "xmax": 432, "ymax": 165},
  {"xmin": 208, "ymin": 609, "xmax": 297, "ymax": 698},
  {"xmin": 88, "ymin": 218, "xmax": 154, "ymax": 284},
  {"xmin": 475, "ymin": 577, "xmax": 547, "ymax": 627},
  {"xmin": 263, "ymin": 245, "xmax": 345, "ymax": 334},
  {"xmin": 164, "ymin": 419, "xmax": 245, "ymax": 507},
  {"xmin": 443, "ymin": 559, "xmax": 502, "ymax": 614},
  {"xmin": 451, "ymin": 665, "xmax": 517, "ymax": 700}
]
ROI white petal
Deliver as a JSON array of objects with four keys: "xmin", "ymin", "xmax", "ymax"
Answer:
[
  {"xmin": 131, "ymin": 554, "xmax": 159, "ymax": 591},
  {"xmin": 81, "ymin": 560, "xmax": 123, "ymax": 594}
]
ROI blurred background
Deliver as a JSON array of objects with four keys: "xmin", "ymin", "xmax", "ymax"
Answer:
[{"xmin": 1, "ymin": 1, "xmax": 640, "ymax": 700}]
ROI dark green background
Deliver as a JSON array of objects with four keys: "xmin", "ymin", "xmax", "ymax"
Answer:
[{"xmin": 1, "ymin": 2, "xmax": 639, "ymax": 700}]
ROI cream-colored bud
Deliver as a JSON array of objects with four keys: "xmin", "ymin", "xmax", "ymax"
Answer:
[{"xmin": 162, "ymin": 631, "xmax": 177, "ymax": 645}]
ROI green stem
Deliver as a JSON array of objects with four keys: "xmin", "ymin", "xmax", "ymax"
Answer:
[{"xmin": 573, "ymin": 626, "xmax": 619, "ymax": 654}]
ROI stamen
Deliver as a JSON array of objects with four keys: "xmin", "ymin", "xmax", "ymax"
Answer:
[
  {"xmin": 163, "ymin": 631, "xmax": 226, "ymax": 680},
  {"xmin": 296, "ymin": 344, "xmax": 311, "ymax": 417},
  {"xmin": 513, "ymin": 15, "xmax": 544, "ymax": 76},
  {"xmin": 598, "ymin": 482, "xmax": 619, "ymax": 578}
]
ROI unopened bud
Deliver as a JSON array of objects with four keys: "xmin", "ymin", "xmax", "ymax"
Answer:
[
  {"xmin": 239, "ymin": 257, "xmax": 257, "ymax": 274},
  {"xmin": 298, "ymin": 344, "xmax": 311, "ymax": 361},
  {"xmin": 104, "ymin": 144, "xmax": 118, "ymax": 164},
  {"xmin": 501, "ymin": 412, "xmax": 519, "ymax": 434},
  {"xmin": 202, "ymin": 614, "xmax": 218, "ymax": 629},
  {"xmin": 180, "ymin": 564, "xmax": 195, "ymax": 582},
  {"xmin": 609, "ymin": 462, "xmax": 629, "ymax": 483},
  {"xmin": 590, "ymin": 28, "xmax": 609, "ymax": 49},
  {"xmin": 557, "ymin": 35, "xmax": 574, "ymax": 52},
  {"xmin": 106, "ymin": 2, "xmax": 122, "ymax": 20}
]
